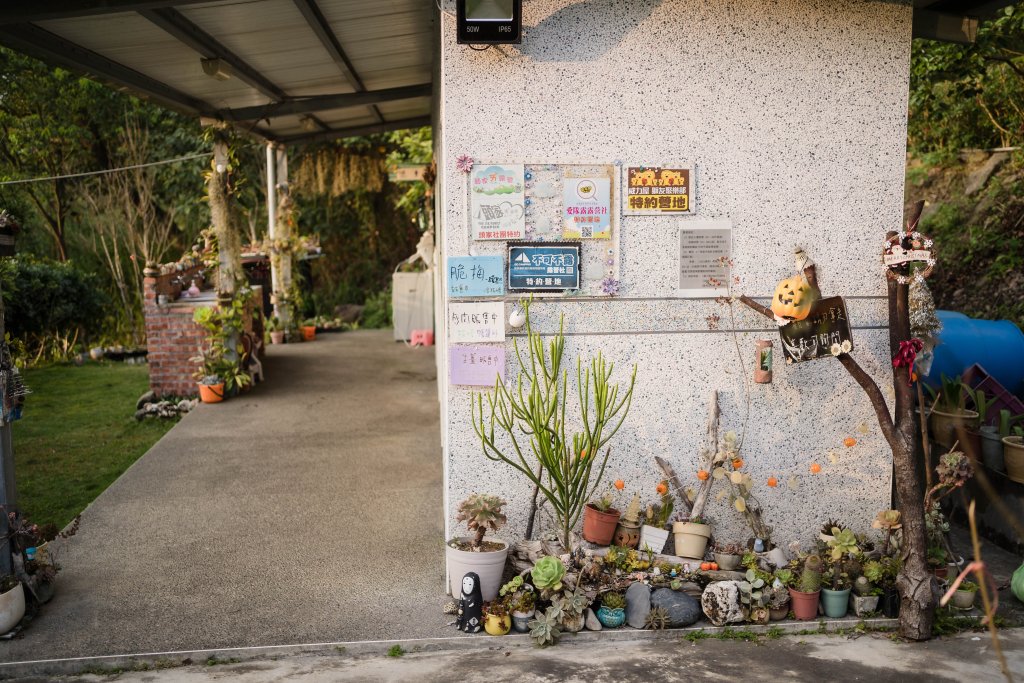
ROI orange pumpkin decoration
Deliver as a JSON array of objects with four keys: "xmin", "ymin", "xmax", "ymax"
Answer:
[
  {"xmin": 843, "ymin": 437, "xmax": 857, "ymax": 448},
  {"xmin": 809, "ymin": 463, "xmax": 822, "ymax": 474},
  {"xmin": 613, "ymin": 479, "xmax": 625, "ymax": 490},
  {"xmin": 770, "ymin": 274, "xmax": 817, "ymax": 321},
  {"xmin": 656, "ymin": 481, "xmax": 668, "ymax": 495},
  {"xmin": 700, "ymin": 562, "xmax": 712, "ymax": 571},
  {"xmin": 766, "ymin": 476, "xmax": 778, "ymax": 488},
  {"xmin": 731, "ymin": 458, "xmax": 744, "ymax": 470},
  {"xmin": 696, "ymin": 469, "xmax": 710, "ymax": 481},
  {"xmin": 709, "ymin": 562, "xmax": 719, "ymax": 571}
]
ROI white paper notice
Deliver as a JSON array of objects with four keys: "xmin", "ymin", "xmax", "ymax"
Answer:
[
  {"xmin": 448, "ymin": 301, "xmax": 506, "ymax": 343},
  {"xmin": 677, "ymin": 219, "xmax": 732, "ymax": 297}
]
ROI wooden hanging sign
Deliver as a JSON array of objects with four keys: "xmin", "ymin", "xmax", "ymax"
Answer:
[{"xmin": 778, "ymin": 296, "xmax": 854, "ymax": 364}]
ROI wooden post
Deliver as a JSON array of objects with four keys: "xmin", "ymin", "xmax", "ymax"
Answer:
[
  {"xmin": 737, "ymin": 209, "xmax": 934, "ymax": 640},
  {"xmin": 209, "ymin": 137, "xmax": 241, "ymax": 363},
  {"xmin": 0, "ymin": 283, "xmax": 14, "ymax": 575}
]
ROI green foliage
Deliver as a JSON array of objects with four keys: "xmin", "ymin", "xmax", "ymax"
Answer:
[
  {"xmin": 798, "ymin": 554, "xmax": 823, "ymax": 593},
  {"xmin": 739, "ymin": 568, "xmax": 768, "ymax": 607},
  {"xmin": 360, "ymin": 287, "xmax": 392, "ymax": 329},
  {"xmin": 774, "ymin": 568, "xmax": 795, "ymax": 588},
  {"xmin": 909, "ymin": 5, "xmax": 1024, "ymax": 154},
  {"xmin": 530, "ymin": 556, "xmax": 566, "ymax": 591},
  {"xmin": 386, "ymin": 645, "xmax": 405, "ymax": 658},
  {"xmin": 472, "ymin": 300, "xmax": 636, "ymax": 550},
  {"xmin": 827, "ymin": 528, "xmax": 860, "ymax": 560},
  {"xmin": 601, "ymin": 591, "xmax": 626, "ymax": 610},
  {"xmin": 528, "ymin": 607, "xmax": 562, "ymax": 646},
  {"xmin": 191, "ymin": 290, "xmax": 253, "ymax": 392}
]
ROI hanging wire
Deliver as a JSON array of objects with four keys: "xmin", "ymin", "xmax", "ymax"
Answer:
[{"xmin": 0, "ymin": 151, "xmax": 213, "ymax": 187}]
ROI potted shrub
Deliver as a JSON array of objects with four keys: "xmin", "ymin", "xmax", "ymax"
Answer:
[
  {"xmin": 0, "ymin": 575, "xmax": 24, "ymax": 634},
  {"xmin": 446, "ymin": 494, "xmax": 509, "ymax": 602},
  {"xmin": 638, "ymin": 482, "xmax": 673, "ymax": 554},
  {"xmin": 301, "ymin": 319, "xmax": 317, "ymax": 341},
  {"xmin": 266, "ymin": 315, "xmax": 286, "ymax": 345},
  {"xmin": 582, "ymin": 490, "xmax": 620, "ymax": 546},
  {"xmin": 713, "ymin": 542, "xmax": 744, "ymax": 571},
  {"xmin": 926, "ymin": 374, "xmax": 979, "ymax": 449},
  {"xmin": 789, "ymin": 554, "xmax": 822, "ymax": 620},
  {"xmin": 950, "ymin": 580, "xmax": 978, "ymax": 610},
  {"xmin": 482, "ymin": 599, "xmax": 511, "ymax": 635},
  {"xmin": 1002, "ymin": 432, "xmax": 1024, "ymax": 484},
  {"xmin": 672, "ymin": 515, "xmax": 712, "ymax": 560},
  {"xmin": 596, "ymin": 591, "xmax": 626, "ymax": 628},
  {"xmin": 927, "ymin": 545, "xmax": 949, "ymax": 579}
]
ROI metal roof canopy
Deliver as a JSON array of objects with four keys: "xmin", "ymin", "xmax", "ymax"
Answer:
[
  {"xmin": 0, "ymin": 1, "xmax": 1013, "ymax": 144},
  {"xmin": 0, "ymin": 0, "xmax": 434, "ymax": 145}
]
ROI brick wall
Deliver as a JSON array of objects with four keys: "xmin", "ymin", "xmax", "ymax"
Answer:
[{"xmin": 143, "ymin": 272, "xmax": 263, "ymax": 398}]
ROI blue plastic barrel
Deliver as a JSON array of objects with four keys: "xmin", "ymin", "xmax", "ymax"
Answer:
[{"xmin": 924, "ymin": 311, "xmax": 1024, "ymax": 396}]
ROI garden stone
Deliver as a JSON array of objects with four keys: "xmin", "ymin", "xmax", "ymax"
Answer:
[
  {"xmin": 136, "ymin": 390, "xmax": 156, "ymax": 410},
  {"xmin": 585, "ymin": 608, "xmax": 601, "ymax": 631},
  {"xmin": 703, "ymin": 570, "xmax": 746, "ymax": 582},
  {"xmin": 701, "ymin": 581, "xmax": 745, "ymax": 627},
  {"xmin": 651, "ymin": 588, "xmax": 701, "ymax": 627},
  {"xmin": 625, "ymin": 582, "xmax": 651, "ymax": 628}
]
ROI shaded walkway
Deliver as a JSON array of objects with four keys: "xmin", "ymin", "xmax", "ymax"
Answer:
[{"xmin": 2, "ymin": 330, "xmax": 448, "ymax": 663}]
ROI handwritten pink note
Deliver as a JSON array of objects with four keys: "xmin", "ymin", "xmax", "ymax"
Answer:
[{"xmin": 450, "ymin": 346, "xmax": 506, "ymax": 387}]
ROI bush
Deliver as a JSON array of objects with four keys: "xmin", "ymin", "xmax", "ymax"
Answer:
[
  {"xmin": 360, "ymin": 287, "xmax": 392, "ymax": 329},
  {"xmin": 0, "ymin": 257, "xmax": 109, "ymax": 360}
]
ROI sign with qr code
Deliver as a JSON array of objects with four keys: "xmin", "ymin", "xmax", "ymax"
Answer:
[{"xmin": 562, "ymin": 177, "xmax": 611, "ymax": 239}]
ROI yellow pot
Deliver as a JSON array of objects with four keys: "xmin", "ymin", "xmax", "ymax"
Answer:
[{"xmin": 484, "ymin": 613, "xmax": 511, "ymax": 636}]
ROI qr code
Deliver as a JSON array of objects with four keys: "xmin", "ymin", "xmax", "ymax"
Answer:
[{"xmin": 580, "ymin": 225, "xmax": 592, "ymax": 238}]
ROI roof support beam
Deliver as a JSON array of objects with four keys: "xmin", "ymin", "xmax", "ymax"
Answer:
[
  {"xmin": 275, "ymin": 115, "xmax": 432, "ymax": 146},
  {"xmin": 0, "ymin": 22, "xmax": 213, "ymax": 117},
  {"xmin": 0, "ymin": 0, "xmax": 212, "ymax": 24},
  {"xmin": 140, "ymin": 7, "xmax": 288, "ymax": 101},
  {"xmin": 221, "ymin": 83, "xmax": 432, "ymax": 121},
  {"xmin": 912, "ymin": 9, "xmax": 980, "ymax": 42},
  {"xmin": 291, "ymin": 0, "xmax": 384, "ymax": 123}
]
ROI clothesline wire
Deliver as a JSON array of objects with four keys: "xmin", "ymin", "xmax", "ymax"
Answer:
[{"xmin": 0, "ymin": 151, "xmax": 214, "ymax": 187}]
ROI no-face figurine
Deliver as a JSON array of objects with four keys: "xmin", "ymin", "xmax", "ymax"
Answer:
[{"xmin": 456, "ymin": 571, "xmax": 483, "ymax": 633}]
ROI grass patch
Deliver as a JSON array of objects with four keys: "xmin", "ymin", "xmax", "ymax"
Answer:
[
  {"xmin": 13, "ymin": 363, "xmax": 177, "ymax": 528},
  {"xmin": 387, "ymin": 645, "xmax": 406, "ymax": 658}
]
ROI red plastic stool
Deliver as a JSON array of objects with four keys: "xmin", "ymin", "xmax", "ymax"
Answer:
[{"xmin": 410, "ymin": 330, "xmax": 434, "ymax": 347}]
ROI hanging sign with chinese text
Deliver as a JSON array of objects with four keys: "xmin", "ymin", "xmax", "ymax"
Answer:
[
  {"xmin": 562, "ymin": 175, "xmax": 612, "ymax": 239},
  {"xmin": 678, "ymin": 220, "xmax": 732, "ymax": 297},
  {"xmin": 470, "ymin": 164, "xmax": 525, "ymax": 240},
  {"xmin": 447, "ymin": 255, "xmax": 504, "ymax": 297},
  {"xmin": 449, "ymin": 346, "xmax": 506, "ymax": 386},
  {"xmin": 778, "ymin": 296, "xmax": 854, "ymax": 363},
  {"xmin": 449, "ymin": 302, "xmax": 506, "ymax": 343},
  {"xmin": 508, "ymin": 241, "xmax": 581, "ymax": 293},
  {"xmin": 623, "ymin": 165, "xmax": 693, "ymax": 215}
]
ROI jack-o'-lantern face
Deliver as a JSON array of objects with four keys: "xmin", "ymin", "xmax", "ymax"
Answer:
[{"xmin": 770, "ymin": 275, "xmax": 816, "ymax": 321}]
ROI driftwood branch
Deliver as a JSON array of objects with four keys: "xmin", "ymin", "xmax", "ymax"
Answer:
[
  {"xmin": 689, "ymin": 391, "xmax": 720, "ymax": 520},
  {"xmin": 655, "ymin": 456, "xmax": 692, "ymax": 516}
]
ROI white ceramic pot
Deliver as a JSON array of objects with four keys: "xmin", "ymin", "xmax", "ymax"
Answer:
[
  {"xmin": 0, "ymin": 583, "xmax": 25, "ymax": 634},
  {"xmin": 639, "ymin": 525, "xmax": 670, "ymax": 554},
  {"xmin": 672, "ymin": 522, "xmax": 712, "ymax": 560},
  {"xmin": 445, "ymin": 537, "xmax": 509, "ymax": 602}
]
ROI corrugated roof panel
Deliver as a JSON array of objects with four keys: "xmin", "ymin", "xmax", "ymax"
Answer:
[{"xmin": 374, "ymin": 96, "xmax": 432, "ymax": 119}]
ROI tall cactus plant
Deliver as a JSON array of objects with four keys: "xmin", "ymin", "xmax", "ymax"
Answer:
[{"xmin": 472, "ymin": 300, "xmax": 636, "ymax": 551}]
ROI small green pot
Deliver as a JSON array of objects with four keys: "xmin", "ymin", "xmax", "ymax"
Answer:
[{"xmin": 821, "ymin": 588, "xmax": 851, "ymax": 618}]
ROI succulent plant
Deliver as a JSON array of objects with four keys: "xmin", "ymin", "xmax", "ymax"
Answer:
[
  {"xmin": 827, "ymin": 527, "xmax": 860, "ymax": 560},
  {"xmin": 563, "ymin": 588, "xmax": 590, "ymax": 617},
  {"xmin": 645, "ymin": 606, "xmax": 669, "ymax": 630},
  {"xmin": 531, "ymin": 556, "xmax": 566, "ymax": 591},
  {"xmin": 500, "ymin": 575, "xmax": 523, "ymax": 597},
  {"xmin": 601, "ymin": 591, "xmax": 626, "ymax": 610},
  {"xmin": 766, "ymin": 584, "xmax": 790, "ymax": 610},
  {"xmin": 739, "ymin": 568, "xmax": 768, "ymax": 607},
  {"xmin": 853, "ymin": 575, "xmax": 874, "ymax": 597},
  {"xmin": 774, "ymin": 568, "xmax": 795, "ymax": 587},
  {"xmin": 862, "ymin": 560, "xmax": 884, "ymax": 584},
  {"xmin": 455, "ymin": 493, "xmax": 507, "ymax": 548},
  {"xmin": 798, "ymin": 554, "xmax": 822, "ymax": 593},
  {"xmin": 528, "ymin": 607, "xmax": 562, "ymax": 646}
]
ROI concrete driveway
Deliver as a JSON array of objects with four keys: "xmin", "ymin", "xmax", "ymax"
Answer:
[{"xmin": 1, "ymin": 330, "xmax": 450, "ymax": 665}]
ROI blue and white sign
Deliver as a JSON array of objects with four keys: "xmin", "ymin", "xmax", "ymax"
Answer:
[
  {"xmin": 448, "ymin": 256, "xmax": 504, "ymax": 297},
  {"xmin": 507, "ymin": 241, "xmax": 581, "ymax": 292}
]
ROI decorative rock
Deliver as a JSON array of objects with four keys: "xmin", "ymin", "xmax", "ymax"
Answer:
[
  {"xmin": 585, "ymin": 607, "xmax": 602, "ymax": 631},
  {"xmin": 651, "ymin": 588, "xmax": 701, "ymax": 627},
  {"xmin": 625, "ymin": 582, "xmax": 651, "ymax": 629},
  {"xmin": 703, "ymin": 570, "xmax": 747, "ymax": 582},
  {"xmin": 701, "ymin": 581, "xmax": 746, "ymax": 627},
  {"xmin": 136, "ymin": 390, "xmax": 156, "ymax": 410},
  {"xmin": 675, "ymin": 581, "xmax": 703, "ymax": 600}
]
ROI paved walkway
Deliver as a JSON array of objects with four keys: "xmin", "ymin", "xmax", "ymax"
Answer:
[{"xmin": 1, "ymin": 330, "xmax": 450, "ymax": 664}]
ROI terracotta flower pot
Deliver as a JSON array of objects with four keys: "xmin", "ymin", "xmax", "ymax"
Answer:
[
  {"xmin": 270, "ymin": 331, "xmax": 285, "ymax": 345},
  {"xmin": 301, "ymin": 325, "xmax": 316, "ymax": 341},
  {"xmin": 788, "ymin": 587, "xmax": 820, "ymax": 621},
  {"xmin": 198, "ymin": 383, "xmax": 224, "ymax": 403},
  {"xmin": 582, "ymin": 504, "xmax": 620, "ymax": 545}
]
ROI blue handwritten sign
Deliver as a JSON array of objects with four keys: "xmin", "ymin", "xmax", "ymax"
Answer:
[
  {"xmin": 448, "ymin": 256, "xmax": 504, "ymax": 297},
  {"xmin": 508, "ymin": 242, "xmax": 581, "ymax": 292}
]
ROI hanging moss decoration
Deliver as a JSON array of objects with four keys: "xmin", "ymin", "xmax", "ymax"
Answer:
[{"xmin": 293, "ymin": 148, "xmax": 386, "ymax": 196}]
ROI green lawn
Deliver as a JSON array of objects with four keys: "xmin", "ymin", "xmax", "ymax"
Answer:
[{"xmin": 12, "ymin": 363, "xmax": 177, "ymax": 529}]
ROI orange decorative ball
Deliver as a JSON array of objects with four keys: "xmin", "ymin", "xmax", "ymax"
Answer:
[
  {"xmin": 580, "ymin": 449, "xmax": 588, "ymax": 459},
  {"xmin": 709, "ymin": 562, "xmax": 719, "ymax": 571},
  {"xmin": 766, "ymin": 476, "xmax": 778, "ymax": 488},
  {"xmin": 843, "ymin": 437, "xmax": 857, "ymax": 448},
  {"xmin": 656, "ymin": 481, "xmax": 668, "ymax": 495},
  {"xmin": 731, "ymin": 458, "xmax": 744, "ymax": 470},
  {"xmin": 697, "ymin": 469, "xmax": 710, "ymax": 481},
  {"xmin": 613, "ymin": 479, "xmax": 625, "ymax": 490},
  {"xmin": 700, "ymin": 562, "xmax": 712, "ymax": 571},
  {"xmin": 810, "ymin": 463, "xmax": 822, "ymax": 474}
]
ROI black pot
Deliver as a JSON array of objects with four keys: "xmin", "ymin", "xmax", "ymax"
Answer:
[{"xmin": 881, "ymin": 587, "xmax": 900, "ymax": 618}]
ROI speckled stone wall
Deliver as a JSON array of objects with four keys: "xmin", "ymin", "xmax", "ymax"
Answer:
[{"xmin": 437, "ymin": 0, "xmax": 912, "ymax": 548}]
